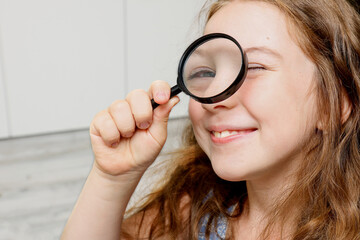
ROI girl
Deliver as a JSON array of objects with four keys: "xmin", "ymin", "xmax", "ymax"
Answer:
[{"xmin": 61, "ymin": 0, "xmax": 360, "ymax": 239}]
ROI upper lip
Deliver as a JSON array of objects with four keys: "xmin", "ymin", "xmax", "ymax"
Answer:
[{"xmin": 208, "ymin": 125, "xmax": 257, "ymax": 133}]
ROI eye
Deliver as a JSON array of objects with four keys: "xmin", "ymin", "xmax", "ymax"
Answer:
[
  {"xmin": 247, "ymin": 64, "xmax": 265, "ymax": 71},
  {"xmin": 188, "ymin": 68, "xmax": 216, "ymax": 80}
]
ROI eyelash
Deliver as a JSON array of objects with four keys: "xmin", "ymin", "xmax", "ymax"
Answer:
[{"xmin": 247, "ymin": 64, "xmax": 265, "ymax": 71}]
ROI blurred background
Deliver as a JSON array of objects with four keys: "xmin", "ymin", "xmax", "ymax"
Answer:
[{"xmin": 0, "ymin": 0, "xmax": 206, "ymax": 239}]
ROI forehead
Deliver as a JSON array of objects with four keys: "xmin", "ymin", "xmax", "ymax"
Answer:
[{"xmin": 204, "ymin": 1, "xmax": 295, "ymax": 55}]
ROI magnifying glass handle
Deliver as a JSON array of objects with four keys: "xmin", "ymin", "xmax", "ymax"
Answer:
[{"xmin": 151, "ymin": 85, "xmax": 182, "ymax": 109}]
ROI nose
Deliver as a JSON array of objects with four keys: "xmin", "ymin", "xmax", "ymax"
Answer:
[{"xmin": 201, "ymin": 89, "xmax": 241, "ymax": 112}]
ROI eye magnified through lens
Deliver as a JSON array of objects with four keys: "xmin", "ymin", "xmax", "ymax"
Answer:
[{"xmin": 152, "ymin": 33, "xmax": 247, "ymax": 108}]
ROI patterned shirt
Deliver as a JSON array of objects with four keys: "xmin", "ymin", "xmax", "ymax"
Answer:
[{"xmin": 198, "ymin": 212, "xmax": 229, "ymax": 240}]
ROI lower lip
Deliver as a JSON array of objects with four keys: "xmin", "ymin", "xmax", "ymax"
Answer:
[{"xmin": 210, "ymin": 130, "xmax": 257, "ymax": 144}]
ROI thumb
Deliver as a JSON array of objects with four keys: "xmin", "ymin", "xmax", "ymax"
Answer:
[{"xmin": 148, "ymin": 96, "xmax": 180, "ymax": 143}]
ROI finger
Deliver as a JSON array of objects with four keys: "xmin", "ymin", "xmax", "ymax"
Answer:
[
  {"xmin": 149, "ymin": 80, "xmax": 171, "ymax": 105},
  {"xmin": 108, "ymin": 100, "xmax": 136, "ymax": 138},
  {"xmin": 149, "ymin": 96, "xmax": 180, "ymax": 143},
  {"xmin": 90, "ymin": 110, "xmax": 120, "ymax": 147},
  {"xmin": 126, "ymin": 89, "xmax": 153, "ymax": 130}
]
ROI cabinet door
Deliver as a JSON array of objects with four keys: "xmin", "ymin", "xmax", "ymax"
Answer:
[
  {"xmin": 0, "ymin": 0, "xmax": 126, "ymax": 137},
  {"xmin": 126, "ymin": 0, "xmax": 207, "ymax": 118},
  {"xmin": 0, "ymin": 68, "xmax": 9, "ymax": 139}
]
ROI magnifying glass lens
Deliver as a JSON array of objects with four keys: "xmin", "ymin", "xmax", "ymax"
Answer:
[
  {"xmin": 182, "ymin": 37, "xmax": 244, "ymax": 98},
  {"xmin": 151, "ymin": 33, "xmax": 247, "ymax": 109}
]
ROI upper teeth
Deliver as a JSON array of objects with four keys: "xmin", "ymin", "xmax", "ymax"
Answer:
[{"xmin": 212, "ymin": 130, "xmax": 241, "ymax": 138}]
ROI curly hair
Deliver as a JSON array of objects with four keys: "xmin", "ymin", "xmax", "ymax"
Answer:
[{"xmin": 121, "ymin": 0, "xmax": 360, "ymax": 239}]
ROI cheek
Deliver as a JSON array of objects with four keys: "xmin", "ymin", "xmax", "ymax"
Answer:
[
  {"xmin": 242, "ymin": 69, "xmax": 316, "ymax": 121},
  {"xmin": 241, "ymin": 71, "xmax": 317, "ymax": 139},
  {"xmin": 188, "ymin": 100, "xmax": 209, "ymax": 150},
  {"xmin": 188, "ymin": 99, "xmax": 201, "ymax": 123},
  {"xmin": 188, "ymin": 99, "xmax": 205, "ymax": 138}
]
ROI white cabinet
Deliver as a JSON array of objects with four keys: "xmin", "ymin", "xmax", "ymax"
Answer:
[
  {"xmin": 0, "ymin": 0, "xmax": 206, "ymax": 138},
  {"xmin": 0, "ymin": 0, "xmax": 126, "ymax": 137}
]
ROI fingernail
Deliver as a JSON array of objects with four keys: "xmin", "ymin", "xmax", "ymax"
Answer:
[
  {"xmin": 170, "ymin": 96, "xmax": 180, "ymax": 105},
  {"xmin": 111, "ymin": 142, "xmax": 119, "ymax": 148},
  {"xmin": 139, "ymin": 121, "xmax": 150, "ymax": 129},
  {"xmin": 156, "ymin": 91, "xmax": 168, "ymax": 100}
]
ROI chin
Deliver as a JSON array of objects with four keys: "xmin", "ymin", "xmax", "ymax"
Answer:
[
  {"xmin": 207, "ymin": 154, "xmax": 250, "ymax": 182},
  {"xmin": 211, "ymin": 163, "xmax": 248, "ymax": 182}
]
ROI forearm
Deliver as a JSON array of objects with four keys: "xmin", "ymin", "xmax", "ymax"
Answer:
[{"xmin": 61, "ymin": 165, "xmax": 144, "ymax": 240}]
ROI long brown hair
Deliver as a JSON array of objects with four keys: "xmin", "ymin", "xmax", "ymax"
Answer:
[{"xmin": 122, "ymin": 0, "xmax": 360, "ymax": 239}]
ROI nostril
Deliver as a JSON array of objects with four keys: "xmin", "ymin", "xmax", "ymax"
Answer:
[
  {"xmin": 201, "ymin": 102, "xmax": 228, "ymax": 111},
  {"xmin": 213, "ymin": 104, "xmax": 227, "ymax": 109}
]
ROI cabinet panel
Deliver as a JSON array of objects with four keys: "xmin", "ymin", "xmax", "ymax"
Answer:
[
  {"xmin": 0, "ymin": 69, "xmax": 9, "ymax": 139},
  {"xmin": 126, "ymin": 0, "xmax": 207, "ymax": 118},
  {"xmin": 0, "ymin": 0, "xmax": 126, "ymax": 137}
]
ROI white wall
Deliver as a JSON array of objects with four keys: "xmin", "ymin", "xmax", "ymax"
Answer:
[
  {"xmin": 0, "ymin": 59, "xmax": 9, "ymax": 138},
  {"xmin": 0, "ymin": 0, "xmax": 206, "ymax": 138},
  {"xmin": 126, "ymin": 0, "xmax": 206, "ymax": 117},
  {"xmin": 0, "ymin": 0, "xmax": 126, "ymax": 137}
]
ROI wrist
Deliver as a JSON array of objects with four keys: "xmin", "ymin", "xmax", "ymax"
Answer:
[{"xmin": 89, "ymin": 165, "xmax": 145, "ymax": 192}]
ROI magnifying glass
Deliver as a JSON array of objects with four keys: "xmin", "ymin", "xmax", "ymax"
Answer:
[{"xmin": 151, "ymin": 33, "xmax": 247, "ymax": 108}]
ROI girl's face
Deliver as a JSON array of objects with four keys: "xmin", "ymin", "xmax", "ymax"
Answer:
[{"xmin": 189, "ymin": 1, "xmax": 318, "ymax": 182}]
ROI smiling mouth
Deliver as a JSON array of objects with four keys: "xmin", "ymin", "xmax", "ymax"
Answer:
[{"xmin": 211, "ymin": 129, "xmax": 256, "ymax": 139}]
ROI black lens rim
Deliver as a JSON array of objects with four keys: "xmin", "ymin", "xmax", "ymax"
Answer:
[{"xmin": 177, "ymin": 33, "xmax": 247, "ymax": 104}]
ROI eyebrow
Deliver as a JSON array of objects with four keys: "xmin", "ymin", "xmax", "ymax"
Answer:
[
  {"xmin": 244, "ymin": 46, "xmax": 283, "ymax": 60},
  {"xmin": 191, "ymin": 48, "xmax": 205, "ymax": 57}
]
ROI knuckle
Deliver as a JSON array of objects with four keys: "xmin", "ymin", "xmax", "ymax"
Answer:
[
  {"xmin": 152, "ymin": 80, "xmax": 164, "ymax": 86},
  {"xmin": 92, "ymin": 110, "xmax": 108, "ymax": 125},
  {"xmin": 103, "ymin": 116, "xmax": 114, "ymax": 127},
  {"xmin": 109, "ymin": 100, "xmax": 128, "ymax": 113},
  {"xmin": 127, "ymin": 89, "xmax": 148, "ymax": 100},
  {"xmin": 152, "ymin": 80, "xmax": 170, "ymax": 89}
]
